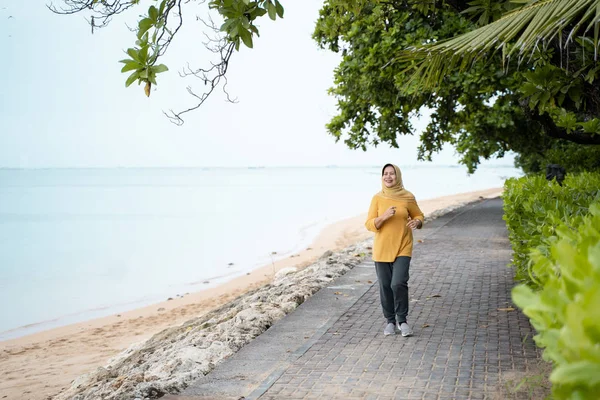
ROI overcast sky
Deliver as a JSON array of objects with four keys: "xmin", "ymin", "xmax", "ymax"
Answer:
[{"xmin": 0, "ymin": 0, "xmax": 514, "ymax": 168}]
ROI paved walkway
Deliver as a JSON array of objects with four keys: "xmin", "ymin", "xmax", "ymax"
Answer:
[{"xmin": 170, "ymin": 198, "xmax": 540, "ymax": 400}]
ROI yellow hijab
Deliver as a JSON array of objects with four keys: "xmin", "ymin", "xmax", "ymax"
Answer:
[{"xmin": 378, "ymin": 164, "xmax": 416, "ymax": 202}]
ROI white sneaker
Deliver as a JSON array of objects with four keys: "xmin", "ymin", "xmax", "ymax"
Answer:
[
  {"xmin": 398, "ymin": 322, "xmax": 413, "ymax": 337},
  {"xmin": 383, "ymin": 322, "xmax": 396, "ymax": 336}
]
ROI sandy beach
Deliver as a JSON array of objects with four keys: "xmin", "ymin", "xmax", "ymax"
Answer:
[{"xmin": 0, "ymin": 188, "xmax": 503, "ymax": 400}]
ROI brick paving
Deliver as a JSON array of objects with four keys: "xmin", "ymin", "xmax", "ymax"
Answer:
[{"xmin": 257, "ymin": 198, "xmax": 540, "ymax": 399}]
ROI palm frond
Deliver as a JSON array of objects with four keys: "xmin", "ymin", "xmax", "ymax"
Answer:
[{"xmin": 398, "ymin": 0, "xmax": 600, "ymax": 89}]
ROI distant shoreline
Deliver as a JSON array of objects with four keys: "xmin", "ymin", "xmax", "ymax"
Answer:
[{"xmin": 0, "ymin": 164, "xmax": 518, "ymax": 170}]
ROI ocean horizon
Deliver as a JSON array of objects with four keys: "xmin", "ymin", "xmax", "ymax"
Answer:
[{"xmin": 0, "ymin": 165, "xmax": 523, "ymax": 340}]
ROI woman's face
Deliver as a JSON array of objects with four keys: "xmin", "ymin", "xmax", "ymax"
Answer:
[{"xmin": 382, "ymin": 166, "xmax": 397, "ymax": 188}]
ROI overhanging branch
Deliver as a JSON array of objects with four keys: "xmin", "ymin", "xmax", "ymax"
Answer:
[
  {"xmin": 165, "ymin": 14, "xmax": 237, "ymax": 125},
  {"xmin": 532, "ymin": 112, "xmax": 600, "ymax": 145}
]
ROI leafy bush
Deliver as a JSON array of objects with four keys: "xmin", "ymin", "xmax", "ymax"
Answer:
[
  {"xmin": 504, "ymin": 173, "xmax": 600, "ymax": 398},
  {"xmin": 503, "ymin": 173, "xmax": 600, "ymax": 286},
  {"xmin": 512, "ymin": 202, "xmax": 600, "ymax": 399}
]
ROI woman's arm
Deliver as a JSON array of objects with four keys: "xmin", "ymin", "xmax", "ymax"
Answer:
[
  {"xmin": 365, "ymin": 197, "xmax": 380, "ymax": 232},
  {"xmin": 407, "ymin": 201, "xmax": 425, "ymax": 229},
  {"xmin": 365, "ymin": 197, "xmax": 395, "ymax": 232},
  {"xmin": 374, "ymin": 209, "xmax": 395, "ymax": 229}
]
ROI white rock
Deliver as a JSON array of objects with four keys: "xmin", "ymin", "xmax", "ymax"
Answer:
[{"xmin": 273, "ymin": 266, "xmax": 298, "ymax": 285}]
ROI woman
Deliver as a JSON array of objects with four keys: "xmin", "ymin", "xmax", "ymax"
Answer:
[{"xmin": 365, "ymin": 164, "xmax": 424, "ymax": 337}]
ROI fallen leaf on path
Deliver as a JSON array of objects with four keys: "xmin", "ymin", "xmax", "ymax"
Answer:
[
  {"xmin": 498, "ymin": 307, "xmax": 516, "ymax": 312},
  {"xmin": 422, "ymin": 324, "xmax": 430, "ymax": 328},
  {"xmin": 334, "ymin": 291, "xmax": 342, "ymax": 295},
  {"xmin": 417, "ymin": 239, "xmax": 424, "ymax": 243},
  {"xmin": 367, "ymin": 280, "xmax": 373, "ymax": 284},
  {"xmin": 431, "ymin": 294, "xmax": 441, "ymax": 298}
]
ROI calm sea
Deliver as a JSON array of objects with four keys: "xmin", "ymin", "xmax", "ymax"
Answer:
[{"xmin": 0, "ymin": 166, "xmax": 522, "ymax": 340}]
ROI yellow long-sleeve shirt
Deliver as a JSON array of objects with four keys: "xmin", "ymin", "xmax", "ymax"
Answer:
[{"xmin": 365, "ymin": 194, "xmax": 425, "ymax": 262}]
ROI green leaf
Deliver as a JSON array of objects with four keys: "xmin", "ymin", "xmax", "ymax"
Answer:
[
  {"xmin": 579, "ymin": 118, "xmax": 600, "ymax": 133},
  {"xmin": 220, "ymin": 18, "xmax": 236, "ymax": 32},
  {"xmin": 120, "ymin": 61, "xmax": 141, "ymax": 73},
  {"xmin": 138, "ymin": 45, "xmax": 149, "ymax": 63},
  {"xmin": 125, "ymin": 71, "xmax": 140, "ymax": 87},
  {"xmin": 229, "ymin": 22, "xmax": 239, "ymax": 39},
  {"xmin": 267, "ymin": 1, "xmax": 276, "ymax": 20},
  {"xmin": 550, "ymin": 362, "xmax": 600, "ymax": 386},
  {"xmin": 152, "ymin": 64, "xmax": 169, "ymax": 73},
  {"xmin": 148, "ymin": 71, "xmax": 158, "ymax": 85},
  {"xmin": 127, "ymin": 48, "xmax": 141, "ymax": 63},
  {"xmin": 238, "ymin": 27, "xmax": 253, "ymax": 48},
  {"xmin": 275, "ymin": 0, "xmax": 284, "ymax": 18},
  {"xmin": 240, "ymin": 15, "xmax": 250, "ymax": 29},
  {"xmin": 148, "ymin": 5, "xmax": 159, "ymax": 22},
  {"xmin": 254, "ymin": 8, "xmax": 267, "ymax": 17},
  {"xmin": 555, "ymin": 110, "xmax": 578, "ymax": 133},
  {"xmin": 511, "ymin": 284, "xmax": 537, "ymax": 310},
  {"xmin": 138, "ymin": 18, "xmax": 154, "ymax": 40}
]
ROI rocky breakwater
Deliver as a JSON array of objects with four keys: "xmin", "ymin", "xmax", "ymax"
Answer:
[{"xmin": 55, "ymin": 239, "xmax": 374, "ymax": 400}]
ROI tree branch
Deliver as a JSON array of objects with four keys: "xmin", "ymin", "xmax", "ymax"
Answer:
[
  {"xmin": 165, "ymin": 14, "xmax": 237, "ymax": 125},
  {"xmin": 532, "ymin": 111, "xmax": 600, "ymax": 145},
  {"xmin": 48, "ymin": 0, "xmax": 135, "ymax": 30}
]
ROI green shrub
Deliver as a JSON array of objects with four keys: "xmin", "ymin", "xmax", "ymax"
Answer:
[
  {"xmin": 503, "ymin": 173, "xmax": 600, "ymax": 287},
  {"xmin": 504, "ymin": 172, "xmax": 600, "ymax": 399},
  {"xmin": 512, "ymin": 202, "xmax": 600, "ymax": 399}
]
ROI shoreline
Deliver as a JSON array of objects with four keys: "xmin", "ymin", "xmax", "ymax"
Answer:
[{"xmin": 0, "ymin": 187, "xmax": 503, "ymax": 400}]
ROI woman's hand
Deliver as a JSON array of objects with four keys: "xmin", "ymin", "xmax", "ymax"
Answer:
[
  {"xmin": 382, "ymin": 206, "xmax": 396, "ymax": 220},
  {"xmin": 374, "ymin": 206, "xmax": 396, "ymax": 229},
  {"xmin": 407, "ymin": 219, "xmax": 422, "ymax": 230}
]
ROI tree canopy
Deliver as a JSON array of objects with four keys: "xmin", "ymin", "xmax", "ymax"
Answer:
[{"xmin": 313, "ymin": 0, "xmax": 600, "ymax": 171}]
